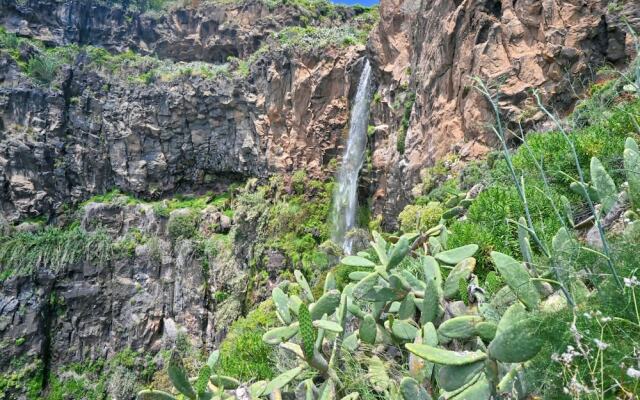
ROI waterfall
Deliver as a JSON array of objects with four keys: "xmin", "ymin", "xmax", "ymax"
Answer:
[{"xmin": 330, "ymin": 59, "xmax": 373, "ymax": 254}]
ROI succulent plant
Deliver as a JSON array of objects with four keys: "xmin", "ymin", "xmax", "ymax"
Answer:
[
  {"xmin": 591, "ymin": 157, "xmax": 618, "ymax": 216},
  {"xmin": 141, "ymin": 220, "xmax": 561, "ymax": 400},
  {"xmin": 625, "ymin": 137, "xmax": 640, "ymax": 210}
]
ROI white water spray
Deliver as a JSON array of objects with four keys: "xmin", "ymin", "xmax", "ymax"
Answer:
[{"xmin": 330, "ymin": 59, "xmax": 373, "ymax": 254}]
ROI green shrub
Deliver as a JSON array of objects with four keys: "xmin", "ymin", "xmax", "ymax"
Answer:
[
  {"xmin": 527, "ymin": 237, "xmax": 640, "ymax": 398},
  {"xmin": 396, "ymin": 92, "xmax": 416, "ymax": 154},
  {"xmin": 291, "ymin": 169, "xmax": 307, "ymax": 194},
  {"xmin": 217, "ymin": 300, "xmax": 278, "ymax": 380},
  {"xmin": 167, "ymin": 210, "xmax": 199, "ymax": 240},
  {"xmin": 26, "ymin": 54, "xmax": 60, "ymax": 85},
  {"xmin": 0, "ymin": 225, "xmax": 112, "ymax": 278},
  {"xmin": 398, "ymin": 202, "xmax": 444, "ymax": 233}
]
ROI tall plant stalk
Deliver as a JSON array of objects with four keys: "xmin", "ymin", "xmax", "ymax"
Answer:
[
  {"xmin": 473, "ymin": 78, "xmax": 577, "ymax": 305},
  {"xmin": 533, "ymin": 91, "xmax": 622, "ymax": 289}
]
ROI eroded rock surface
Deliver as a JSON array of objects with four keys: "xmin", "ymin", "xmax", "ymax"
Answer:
[
  {"xmin": 368, "ymin": 0, "xmax": 640, "ymax": 226},
  {"xmin": 0, "ymin": 40, "xmax": 364, "ymax": 223}
]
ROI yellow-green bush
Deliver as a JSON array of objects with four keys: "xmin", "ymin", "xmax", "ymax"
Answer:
[
  {"xmin": 398, "ymin": 202, "xmax": 444, "ymax": 233},
  {"xmin": 217, "ymin": 300, "xmax": 278, "ymax": 381}
]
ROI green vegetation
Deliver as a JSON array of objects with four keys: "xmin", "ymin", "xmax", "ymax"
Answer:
[
  {"xmin": 217, "ymin": 300, "xmax": 279, "ymax": 380},
  {"xmin": 0, "ymin": 357, "xmax": 43, "ymax": 400},
  {"xmin": 396, "ymin": 92, "xmax": 416, "ymax": 154},
  {"xmin": 234, "ymin": 174, "xmax": 335, "ymax": 281},
  {"xmin": 274, "ymin": 25, "xmax": 369, "ymax": 52},
  {"xmin": 398, "ymin": 202, "xmax": 444, "ymax": 233},
  {"xmin": 0, "ymin": 29, "xmax": 231, "ymax": 86},
  {"xmin": 46, "ymin": 348, "xmax": 159, "ymax": 400},
  {"xmin": 0, "ymin": 224, "xmax": 112, "ymax": 279},
  {"xmin": 143, "ymin": 47, "xmax": 640, "ymax": 400},
  {"xmin": 168, "ymin": 210, "xmax": 199, "ymax": 240}
]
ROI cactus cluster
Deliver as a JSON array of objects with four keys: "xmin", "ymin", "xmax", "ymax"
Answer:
[
  {"xmin": 568, "ymin": 137, "xmax": 640, "ymax": 221},
  {"xmin": 138, "ymin": 223, "xmax": 558, "ymax": 399},
  {"xmin": 441, "ymin": 192, "xmax": 475, "ymax": 222},
  {"xmin": 138, "ymin": 137, "xmax": 640, "ymax": 399}
]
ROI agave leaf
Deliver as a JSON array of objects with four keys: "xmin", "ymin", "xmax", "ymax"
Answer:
[
  {"xmin": 435, "ymin": 244, "xmax": 478, "ymax": 265},
  {"xmin": 406, "ymin": 344, "xmax": 486, "ymax": 366}
]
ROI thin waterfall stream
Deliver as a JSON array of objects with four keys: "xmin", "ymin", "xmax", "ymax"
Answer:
[{"xmin": 330, "ymin": 59, "xmax": 373, "ymax": 254}]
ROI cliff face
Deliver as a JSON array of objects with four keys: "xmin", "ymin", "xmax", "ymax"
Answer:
[
  {"xmin": 368, "ymin": 0, "xmax": 640, "ymax": 225},
  {"xmin": 1, "ymin": 201, "xmax": 246, "ymax": 373},
  {"xmin": 0, "ymin": 0, "xmax": 369, "ymax": 395},
  {"xmin": 0, "ymin": 0, "xmax": 357, "ymax": 61},
  {"xmin": 0, "ymin": 0, "xmax": 366, "ymax": 222}
]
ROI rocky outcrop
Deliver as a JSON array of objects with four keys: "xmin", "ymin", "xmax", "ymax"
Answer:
[
  {"xmin": 368, "ymin": 0, "xmax": 640, "ymax": 226},
  {"xmin": 0, "ymin": 200, "xmax": 248, "ymax": 385},
  {"xmin": 0, "ymin": 42, "xmax": 364, "ymax": 222},
  {"xmin": 0, "ymin": 0, "xmax": 357, "ymax": 62}
]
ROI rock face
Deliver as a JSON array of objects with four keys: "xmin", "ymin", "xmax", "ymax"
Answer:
[
  {"xmin": 0, "ymin": 8, "xmax": 365, "ymax": 222},
  {"xmin": 0, "ymin": 0, "xmax": 368, "ymax": 393},
  {"xmin": 0, "ymin": 0, "xmax": 357, "ymax": 62},
  {"xmin": 0, "ymin": 200, "xmax": 248, "ymax": 383},
  {"xmin": 368, "ymin": 0, "xmax": 640, "ymax": 226}
]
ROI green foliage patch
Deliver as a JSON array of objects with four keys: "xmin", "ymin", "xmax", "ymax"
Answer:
[
  {"xmin": 0, "ymin": 225, "xmax": 112, "ymax": 279},
  {"xmin": 217, "ymin": 300, "xmax": 279, "ymax": 380}
]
